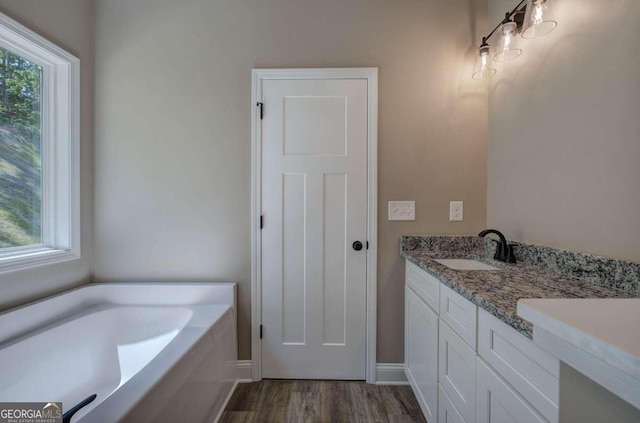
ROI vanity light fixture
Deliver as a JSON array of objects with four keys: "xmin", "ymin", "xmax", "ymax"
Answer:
[
  {"xmin": 494, "ymin": 14, "xmax": 522, "ymax": 62},
  {"xmin": 473, "ymin": 0, "xmax": 557, "ymax": 79},
  {"xmin": 472, "ymin": 38, "xmax": 497, "ymax": 80},
  {"xmin": 522, "ymin": 0, "xmax": 557, "ymax": 39}
]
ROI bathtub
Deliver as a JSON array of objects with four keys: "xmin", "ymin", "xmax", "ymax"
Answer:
[{"xmin": 0, "ymin": 283, "xmax": 237, "ymax": 422}]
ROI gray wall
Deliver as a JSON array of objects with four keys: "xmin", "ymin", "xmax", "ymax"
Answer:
[
  {"xmin": 0, "ymin": 0, "xmax": 94, "ymax": 311},
  {"xmin": 94, "ymin": 0, "xmax": 488, "ymax": 362},
  {"xmin": 487, "ymin": 0, "xmax": 640, "ymax": 262},
  {"xmin": 559, "ymin": 363, "xmax": 640, "ymax": 422}
]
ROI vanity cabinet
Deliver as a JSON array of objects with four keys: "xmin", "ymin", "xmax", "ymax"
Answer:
[
  {"xmin": 440, "ymin": 284, "xmax": 477, "ymax": 349},
  {"xmin": 405, "ymin": 262, "xmax": 439, "ymax": 422},
  {"xmin": 406, "ymin": 260, "xmax": 440, "ymax": 312},
  {"xmin": 439, "ymin": 385, "xmax": 466, "ymax": 423},
  {"xmin": 478, "ymin": 309, "xmax": 559, "ymax": 423},
  {"xmin": 476, "ymin": 358, "xmax": 547, "ymax": 423},
  {"xmin": 404, "ymin": 259, "xmax": 560, "ymax": 423},
  {"xmin": 439, "ymin": 318, "xmax": 476, "ymax": 423}
]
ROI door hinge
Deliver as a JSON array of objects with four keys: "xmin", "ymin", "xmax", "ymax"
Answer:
[
  {"xmin": 260, "ymin": 215, "xmax": 264, "ymax": 229},
  {"xmin": 260, "ymin": 324, "xmax": 263, "ymax": 339},
  {"xmin": 257, "ymin": 102, "xmax": 264, "ymax": 120}
]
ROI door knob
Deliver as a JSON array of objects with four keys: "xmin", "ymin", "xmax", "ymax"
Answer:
[{"xmin": 352, "ymin": 241, "xmax": 363, "ymax": 251}]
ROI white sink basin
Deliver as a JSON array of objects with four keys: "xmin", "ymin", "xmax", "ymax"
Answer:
[{"xmin": 433, "ymin": 259, "xmax": 500, "ymax": 271}]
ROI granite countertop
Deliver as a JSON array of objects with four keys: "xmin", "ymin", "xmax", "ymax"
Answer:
[{"xmin": 401, "ymin": 246, "xmax": 639, "ymax": 339}]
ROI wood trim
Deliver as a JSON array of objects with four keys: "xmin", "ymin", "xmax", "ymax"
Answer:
[
  {"xmin": 365, "ymin": 68, "xmax": 379, "ymax": 384},
  {"xmin": 375, "ymin": 363, "xmax": 408, "ymax": 386},
  {"xmin": 237, "ymin": 360, "xmax": 253, "ymax": 383},
  {"xmin": 250, "ymin": 69, "xmax": 263, "ymax": 382},
  {"xmin": 0, "ymin": 10, "xmax": 81, "ymax": 273},
  {"xmin": 250, "ymin": 68, "xmax": 378, "ymax": 383}
]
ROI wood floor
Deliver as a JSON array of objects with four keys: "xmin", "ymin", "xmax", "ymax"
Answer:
[{"xmin": 219, "ymin": 380, "xmax": 428, "ymax": 423}]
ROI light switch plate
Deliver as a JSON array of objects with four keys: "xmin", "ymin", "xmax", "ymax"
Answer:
[
  {"xmin": 389, "ymin": 201, "xmax": 415, "ymax": 221},
  {"xmin": 450, "ymin": 201, "xmax": 463, "ymax": 221}
]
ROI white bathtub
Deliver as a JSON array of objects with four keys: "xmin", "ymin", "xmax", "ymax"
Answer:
[{"xmin": 0, "ymin": 283, "xmax": 238, "ymax": 423}]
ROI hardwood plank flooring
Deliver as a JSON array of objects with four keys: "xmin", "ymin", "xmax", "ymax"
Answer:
[{"xmin": 220, "ymin": 380, "xmax": 428, "ymax": 423}]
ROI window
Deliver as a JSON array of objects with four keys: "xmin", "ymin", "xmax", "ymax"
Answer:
[
  {"xmin": 0, "ymin": 13, "xmax": 80, "ymax": 271},
  {"xmin": 0, "ymin": 47, "xmax": 42, "ymax": 248}
]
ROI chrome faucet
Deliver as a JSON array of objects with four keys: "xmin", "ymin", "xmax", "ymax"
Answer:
[{"xmin": 478, "ymin": 229, "xmax": 516, "ymax": 264}]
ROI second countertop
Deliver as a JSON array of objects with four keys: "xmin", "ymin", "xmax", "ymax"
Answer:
[{"xmin": 401, "ymin": 242, "xmax": 639, "ymax": 338}]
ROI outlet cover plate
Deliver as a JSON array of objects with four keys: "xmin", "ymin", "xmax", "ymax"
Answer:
[
  {"xmin": 389, "ymin": 201, "xmax": 415, "ymax": 221},
  {"xmin": 450, "ymin": 201, "xmax": 463, "ymax": 221}
]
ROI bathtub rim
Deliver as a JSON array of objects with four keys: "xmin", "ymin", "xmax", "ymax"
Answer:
[{"xmin": 0, "ymin": 282, "xmax": 237, "ymax": 347}]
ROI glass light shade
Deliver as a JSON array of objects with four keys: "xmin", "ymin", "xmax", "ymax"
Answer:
[
  {"xmin": 522, "ymin": 0, "xmax": 557, "ymax": 39},
  {"xmin": 493, "ymin": 22, "xmax": 522, "ymax": 62},
  {"xmin": 472, "ymin": 45, "xmax": 497, "ymax": 80}
]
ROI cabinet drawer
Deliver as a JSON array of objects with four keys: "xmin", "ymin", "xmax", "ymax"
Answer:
[
  {"xmin": 478, "ymin": 309, "xmax": 559, "ymax": 423},
  {"xmin": 439, "ymin": 319, "xmax": 475, "ymax": 423},
  {"xmin": 476, "ymin": 358, "xmax": 548, "ymax": 423},
  {"xmin": 405, "ymin": 286, "xmax": 439, "ymax": 423},
  {"xmin": 439, "ymin": 284, "xmax": 477, "ymax": 349},
  {"xmin": 406, "ymin": 261, "xmax": 440, "ymax": 312},
  {"xmin": 439, "ymin": 385, "xmax": 466, "ymax": 423}
]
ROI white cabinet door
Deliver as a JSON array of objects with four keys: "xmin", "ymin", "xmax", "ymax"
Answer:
[
  {"xmin": 440, "ymin": 284, "xmax": 477, "ymax": 350},
  {"xmin": 406, "ymin": 260, "xmax": 440, "ymax": 312},
  {"xmin": 439, "ymin": 385, "xmax": 466, "ymax": 423},
  {"xmin": 405, "ymin": 285, "xmax": 439, "ymax": 422},
  {"xmin": 478, "ymin": 309, "xmax": 559, "ymax": 423},
  {"xmin": 439, "ymin": 319, "xmax": 476, "ymax": 423},
  {"xmin": 476, "ymin": 358, "xmax": 548, "ymax": 423}
]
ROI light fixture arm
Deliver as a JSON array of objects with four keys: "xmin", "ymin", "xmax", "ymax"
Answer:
[{"xmin": 481, "ymin": 0, "xmax": 527, "ymax": 43}]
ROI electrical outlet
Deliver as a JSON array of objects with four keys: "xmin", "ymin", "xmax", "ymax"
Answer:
[
  {"xmin": 450, "ymin": 201, "xmax": 463, "ymax": 221},
  {"xmin": 388, "ymin": 201, "xmax": 415, "ymax": 221}
]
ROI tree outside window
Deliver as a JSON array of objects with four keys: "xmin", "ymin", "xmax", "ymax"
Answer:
[{"xmin": 0, "ymin": 46, "xmax": 42, "ymax": 248}]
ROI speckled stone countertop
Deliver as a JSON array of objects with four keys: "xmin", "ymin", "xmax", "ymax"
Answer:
[{"xmin": 400, "ymin": 236, "xmax": 640, "ymax": 338}]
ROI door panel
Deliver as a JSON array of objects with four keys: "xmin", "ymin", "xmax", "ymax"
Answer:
[
  {"xmin": 323, "ymin": 173, "xmax": 347, "ymax": 345},
  {"xmin": 261, "ymin": 78, "xmax": 368, "ymax": 379},
  {"xmin": 282, "ymin": 173, "xmax": 306, "ymax": 345},
  {"xmin": 283, "ymin": 96, "xmax": 347, "ymax": 156}
]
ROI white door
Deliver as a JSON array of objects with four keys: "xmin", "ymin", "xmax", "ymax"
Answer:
[{"xmin": 260, "ymin": 75, "xmax": 369, "ymax": 379}]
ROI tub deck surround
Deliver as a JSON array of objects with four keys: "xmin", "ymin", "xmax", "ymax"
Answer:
[
  {"xmin": 0, "ymin": 283, "xmax": 238, "ymax": 423},
  {"xmin": 400, "ymin": 236, "xmax": 640, "ymax": 339}
]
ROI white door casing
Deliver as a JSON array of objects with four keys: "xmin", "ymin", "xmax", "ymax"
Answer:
[{"xmin": 251, "ymin": 68, "xmax": 378, "ymax": 382}]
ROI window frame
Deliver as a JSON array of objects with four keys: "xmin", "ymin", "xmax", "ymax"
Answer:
[{"xmin": 0, "ymin": 12, "xmax": 80, "ymax": 272}]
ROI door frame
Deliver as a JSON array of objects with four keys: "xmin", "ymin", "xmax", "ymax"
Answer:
[{"xmin": 251, "ymin": 68, "xmax": 378, "ymax": 383}]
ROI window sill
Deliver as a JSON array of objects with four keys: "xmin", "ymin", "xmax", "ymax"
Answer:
[{"xmin": 0, "ymin": 248, "xmax": 80, "ymax": 273}]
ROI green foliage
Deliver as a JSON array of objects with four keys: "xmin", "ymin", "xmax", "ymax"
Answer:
[{"xmin": 0, "ymin": 46, "xmax": 42, "ymax": 248}]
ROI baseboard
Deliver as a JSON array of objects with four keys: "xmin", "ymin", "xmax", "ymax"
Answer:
[
  {"xmin": 237, "ymin": 360, "xmax": 253, "ymax": 383},
  {"xmin": 237, "ymin": 361, "xmax": 407, "ymax": 385},
  {"xmin": 375, "ymin": 363, "xmax": 408, "ymax": 385}
]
